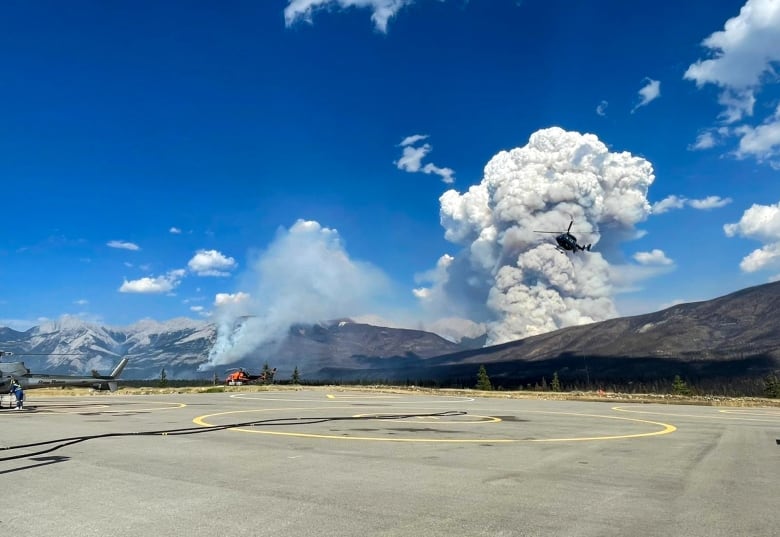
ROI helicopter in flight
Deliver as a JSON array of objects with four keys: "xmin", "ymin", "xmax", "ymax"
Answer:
[
  {"xmin": 534, "ymin": 219, "xmax": 592, "ymax": 253},
  {"xmin": 0, "ymin": 350, "xmax": 129, "ymax": 397}
]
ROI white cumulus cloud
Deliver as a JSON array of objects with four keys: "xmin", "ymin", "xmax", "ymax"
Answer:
[
  {"xmin": 214, "ymin": 291, "xmax": 250, "ymax": 307},
  {"xmin": 688, "ymin": 195, "xmax": 733, "ymax": 210},
  {"xmin": 187, "ymin": 249, "xmax": 237, "ymax": 277},
  {"xmin": 734, "ymin": 105, "xmax": 780, "ymax": 166},
  {"xmin": 119, "ymin": 269, "xmax": 186, "ymax": 294},
  {"xmin": 107, "ymin": 240, "xmax": 140, "ymax": 251},
  {"xmin": 284, "ymin": 0, "xmax": 414, "ymax": 33},
  {"xmin": 685, "ymin": 0, "xmax": 780, "ymax": 164},
  {"xmin": 395, "ymin": 134, "xmax": 455, "ymax": 184},
  {"xmin": 631, "ymin": 78, "xmax": 661, "ymax": 113},
  {"xmin": 169, "ymin": 227, "xmax": 182, "ymax": 234},
  {"xmin": 724, "ymin": 201, "xmax": 780, "ymax": 274},
  {"xmin": 652, "ymin": 194, "xmax": 732, "ymax": 213},
  {"xmin": 724, "ymin": 201, "xmax": 780, "ymax": 240},
  {"xmin": 633, "ymin": 249, "xmax": 673, "ymax": 266},
  {"xmin": 652, "ymin": 195, "xmax": 687, "ymax": 214},
  {"xmin": 690, "ymin": 131, "xmax": 718, "ymax": 150}
]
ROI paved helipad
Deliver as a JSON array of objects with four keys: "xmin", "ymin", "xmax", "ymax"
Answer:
[{"xmin": 2, "ymin": 389, "xmax": 779, "ymax": 537}]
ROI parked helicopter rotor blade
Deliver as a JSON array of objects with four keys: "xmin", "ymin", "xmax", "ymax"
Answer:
[{"xmin": 1, "ymin": 351, "xmax": 86, "ymax": 358}]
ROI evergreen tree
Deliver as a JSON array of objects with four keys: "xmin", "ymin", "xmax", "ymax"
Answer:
[
  {"xmin": 551, "ymin": 371, "xmax": 562, "ymax": 392},
  {"xmin": 541, "ymin": 376, "xmax": 548, "ymax": 391},
  {"xmin": 763, "ymin": 374, "xmax": 780, "ymax": 398},
  {"xmin": 672, "ymin": 375, "xmax": 691, "ymax": 396},
  {"xmin": 475, "ymin": 365, "xmax": 493, "ymax": 391},
  {"xmin": 158, "ymin": 368, "xmax": 168, "ymax": 388},
  {"xmin": 292, "ymin": 366, "xmax": 301, "ymax": 384}
]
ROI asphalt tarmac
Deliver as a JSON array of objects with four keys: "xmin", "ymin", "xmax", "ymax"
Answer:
[{"xmin": 2, "ymin": 389, "xmax": 778, "ymax": 537}]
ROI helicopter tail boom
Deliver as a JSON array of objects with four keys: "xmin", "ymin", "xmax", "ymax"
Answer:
[{"xmin": 92, "ymin": 357, "xmax": 129, "ymax": 380}]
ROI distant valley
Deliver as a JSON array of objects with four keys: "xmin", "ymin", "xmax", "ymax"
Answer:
[{"xmin": 2, "ymin": 281, "xmax": 779, "ymax": 391}]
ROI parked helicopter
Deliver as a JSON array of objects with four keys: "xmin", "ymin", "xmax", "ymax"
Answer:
[
  {"xmin": 224, "ymin": 366, "xmax": 276, "ymax": 386},
  {"xmin": 534, "ymin": 219, "xmax": 592, "ymax": 253},
  {"xmin": 0, "ymin": 350, "xmax": 129, "ymax": 396}
]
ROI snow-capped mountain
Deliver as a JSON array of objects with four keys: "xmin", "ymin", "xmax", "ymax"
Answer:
[
  {"xmin": 0, "ymin": 317, "xmax": 472, "ymax": 380},
  {"xmin": 0, "ymin": 318, "xmax": 217, "ymax": 379}
]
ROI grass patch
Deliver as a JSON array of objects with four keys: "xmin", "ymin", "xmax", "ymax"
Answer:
[{"xmin": 18, "ymin": 384, "xmax": 780, "ymax": 407}]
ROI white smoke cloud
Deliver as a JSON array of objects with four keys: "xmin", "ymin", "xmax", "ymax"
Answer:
[
  {"xmin": 419, "ymin": 126, "xmax": 660, "ymax": 345},
  {"xmin": 201, "ymin": 219, "xmax": 392, "ymax": 369},
  {"xmin": 724, "ymin": 201, "xmax": 780, "ymax": 273},
  {"xmin": 284, "ymin": 0, "xmax": 414, "ymax": 33},
  {"xmin": 596, "ymin": 100, "xmax": 608, "ymax": 116}
]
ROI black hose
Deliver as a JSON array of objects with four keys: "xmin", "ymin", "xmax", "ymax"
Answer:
[{"xmin": 0, "ymin": 411, "xmax": 467, "ymax": 461}]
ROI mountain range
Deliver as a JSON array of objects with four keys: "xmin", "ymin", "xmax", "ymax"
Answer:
[{"xmin": 1, "ymin": 280, "xmax": 779, "ymax": 387}]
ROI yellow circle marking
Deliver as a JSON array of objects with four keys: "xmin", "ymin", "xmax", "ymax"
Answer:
[
  {"xmin": 193, "ymin": 406, "xmax": 675, "ymax": 443},
  {"xmin": 33, "ymin": 401, "xmax": 187, "ymax": 414}
]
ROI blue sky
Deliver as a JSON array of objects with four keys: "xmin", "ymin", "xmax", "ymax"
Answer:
[{"xmin": 2, "ymin": 0, "xmax": 780, "ymax": 345}]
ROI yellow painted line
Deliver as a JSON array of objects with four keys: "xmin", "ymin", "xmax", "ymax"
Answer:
[
  {"xmin": 528, "ymin": 414, "xmax": 675, "ymax": 442},
  {"xmin": 100, "ymin": 402, "xmax": 187, "ymax": 413},
  {"xmin": 325, "ymin": 394, "xmax": 401, "ymax": 399},
  {"xmin": 612, "ymin": 405, "xmax": 780, "ymax": 422},
  {"xmin": 193, "ymin": 407, "xmax": 676, "ymax": 443},
  {"xmin": 718, "ymin": 409, "xmax": 780, "ymax": 416},
  {"xmin": 352, "ymin": 412, "xmax": 501, "ymax": 424}
]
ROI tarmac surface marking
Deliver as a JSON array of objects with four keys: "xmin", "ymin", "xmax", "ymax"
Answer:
[{"xmin": 2, "ymin": 390, "xmax": 778, "ymax": 537}]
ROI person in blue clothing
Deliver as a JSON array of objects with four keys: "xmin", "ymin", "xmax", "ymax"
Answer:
[{"xmin": 9, "ymin": 379, "xmax": 24, "ymax": 410}]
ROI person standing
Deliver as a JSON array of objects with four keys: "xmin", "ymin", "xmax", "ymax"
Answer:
[{"xmin": 10, "ymin": 379, "xmax": 24, "ymax": 410}]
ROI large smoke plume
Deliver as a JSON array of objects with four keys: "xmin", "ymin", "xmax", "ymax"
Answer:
[
  {"xmin": 418, "ymin": 127, "xmax": 656, "ymax": 345},
  {"xmin": 200, "ymin": 220, "xmax": 391, "ymax": 370}
]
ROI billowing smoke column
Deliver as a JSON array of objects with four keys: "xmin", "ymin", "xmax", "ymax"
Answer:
[
  {"xmin": 199, "ymin": 220, "xmax": 391, "ymax": 370},
  {"xmin": 430, "ymin": 127, "xmax": 655, "ymax": 345}
]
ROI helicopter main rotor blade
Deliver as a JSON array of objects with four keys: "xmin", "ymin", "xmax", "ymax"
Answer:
[{"xmin": 0, "ymin": 351, "xmax": 86, "ymax": 356}]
